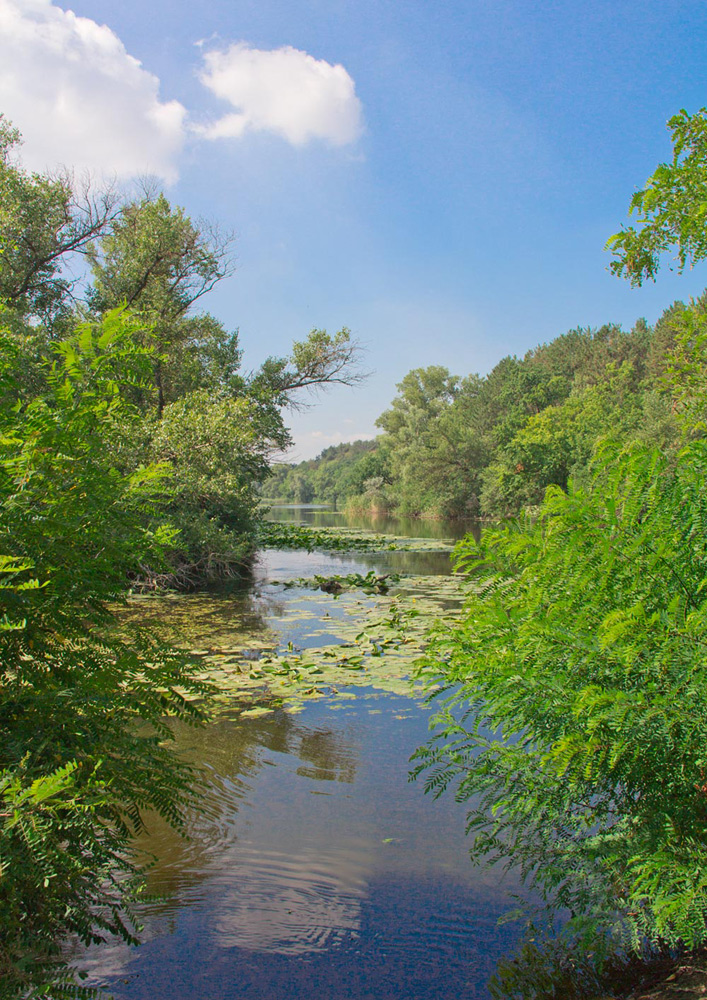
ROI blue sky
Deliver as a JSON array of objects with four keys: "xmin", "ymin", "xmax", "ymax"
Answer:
[{"xmin": 3, "ymin": 1, "xmax": 707, "ymax": 458}]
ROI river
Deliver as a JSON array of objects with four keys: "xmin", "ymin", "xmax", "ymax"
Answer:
[{"xmin": 75, "ymin": 507, "xmax": 521, "ymax": 1000}]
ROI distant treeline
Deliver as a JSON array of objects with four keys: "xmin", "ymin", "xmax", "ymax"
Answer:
[{"xmin": 267, "ymin": 302, "xmax": 690, "ymax": 518}]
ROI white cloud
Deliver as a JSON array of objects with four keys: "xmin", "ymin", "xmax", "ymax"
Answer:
[
  {"xmin": 198, "ymin": 43, "xmax": 363, "ymax": 147},
  {"xmin": 0, "ymin": 0, "xmax": 185, "ymax": 181}
]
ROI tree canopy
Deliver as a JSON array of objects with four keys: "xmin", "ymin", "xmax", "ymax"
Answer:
[
  {"xmin": 608, "ymin": 108, "xmax": 707, "ymax": 285},
  {"xmin": 269, "ymin": 316, "xmax": 681, "ymax": 521},
  {"xmin": 0, "ymin": 116, "xmax": 115, "ymax": 324},
  {"xmin": 0, "ymin": 119, "xmax": 365, "ymax": 587}
]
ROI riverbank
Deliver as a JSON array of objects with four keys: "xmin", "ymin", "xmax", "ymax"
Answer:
[
  {"xmin": 620, "ymin": 950, "xmax": 707, "ymax": 1000},
  {"xmin": 68, "ymin": 504, "xmax": 707, "ymax": 1000}
]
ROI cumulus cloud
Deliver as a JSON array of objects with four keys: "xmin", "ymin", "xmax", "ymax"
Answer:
[
  {"xmin": 198, "ymin": 43, "xmax": 363, "ymax": 147},
  {"xmin": 0, "ymin": 0, "xmax": 185, "ymax": 181}
]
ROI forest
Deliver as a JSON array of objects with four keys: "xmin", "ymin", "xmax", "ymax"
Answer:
[
  {"xmin": 5, "ymin": 101, "xmax": 707, "ymax": 1000},
  {"xmin": 266, "ymin": 308, "xmax": 685, "ymax": 520}
]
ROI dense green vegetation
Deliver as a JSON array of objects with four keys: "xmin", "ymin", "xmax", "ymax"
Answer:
[
  {"xmin": 268, "ymin": 312, "xmax": 683, "ymax": 519},
  {"xmin": 411, "ymin": 106, "xmax": 707, "ymax": 997},
  {"xmin": 0, "ymin": 116, "xmax": 362, "ymax": 588},
  {"xmin": 7, "ymin": 95, "xmax": 707, "ymax": 999},
  {"xmin": 416, "ymin": 428, "xmax": 707, "ymax": 991},
  {"xmin": 0, "ymin": 117, "xmax": 362, "ymax": 996},
  {"xmin": 0, "ymin": 312, "xmax": 208, "ymax": 995},
  {"xmin": 266, "ymin": 438, "xmax": 383, "ymax": 505}
]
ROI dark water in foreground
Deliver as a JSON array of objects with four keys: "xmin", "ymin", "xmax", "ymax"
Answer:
[{"xmin": 77, "ymin": 509, "xmax": 519, "ymax": 999}]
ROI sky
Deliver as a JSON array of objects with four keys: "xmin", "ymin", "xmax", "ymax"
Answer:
[{"xmin": 2, "ymin": 0, "xmax": 707, "ymax": 459}]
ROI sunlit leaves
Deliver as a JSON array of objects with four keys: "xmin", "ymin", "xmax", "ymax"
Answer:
[
  {"xmin": 415, "ymin": 433, "xmax": 707, "ymax": 960},
  {"xmin": 609, "ymin": 108, "xmax": 707, "ymax": 285}
]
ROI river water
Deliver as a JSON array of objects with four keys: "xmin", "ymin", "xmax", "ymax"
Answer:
[{"xmin": 77, "ymin": 507, "xmax": 520, "ymax": 1000}]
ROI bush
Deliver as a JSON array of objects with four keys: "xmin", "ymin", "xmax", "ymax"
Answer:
[
  {"xmin": 415, "ymin": 435, "xmax": 707, "ymax": 960},
  {"xmin": 0, "ymin": 312, "xmax": 205, "ymax": 996}
]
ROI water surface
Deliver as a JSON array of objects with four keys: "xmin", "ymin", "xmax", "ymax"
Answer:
[{"xmin": 78, "ymin": 509, "xmax": 519, "ymax": 999}]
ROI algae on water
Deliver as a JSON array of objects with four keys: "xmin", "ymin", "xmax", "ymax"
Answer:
[{"xmin": 122, "ymin": 524, "xmax": 464, "ymax": 716}]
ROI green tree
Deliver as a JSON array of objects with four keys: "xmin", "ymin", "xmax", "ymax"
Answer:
[
  {"xmin": 0, "ymin": 116, "xmax": 114, "ymax": 325},
  {"xmin": 416, "ymin": 434, "xmax": 707, "ymax": 967},
  {"xmin": 376, "ymin": 365, "xmax": 459, "ymax": 439},
  {"xmin": 250, "ymin": 327, "xmax": 366, "ymax": 409},
  {"xmin": 264, "ymin": 441, "xmax": 387, "ymax": 507},
  {"xmin": 0, "ymin": 310, "xmax": 204, "ymax": 995},
  {"xmin": 338, "ymin": 443, "xmax": 390, "ymax": 503},
  {"xmin": 415, "ymin": 298, "xmax": 707, "ymax": 991},
  {"xmin": 0, "ymin": 117, "xmax": 366, "ymax": 588},
  {"xmin": 87, "ymin": 191, "xmax": 236, "ymax": 415},
  {"xmin": 375, "ymin": 366, "xmax": 460, "ymax": 514},
  {"xmin": 480, "ymin": 362, "xmax": 644, "ymax": 516},
  {"xmin": 88, "ymin": 198, "xmax": 364, "ymax": 420},
  {"xmin": 608, "ymin": 108, "xmax": 707, "ymax": 284}
]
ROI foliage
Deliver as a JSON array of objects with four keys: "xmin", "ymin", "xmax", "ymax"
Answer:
[
  {"xmin": 480, "ymin": 362, "xmax": 645, "ymax": 516},
  {"xmin": 87, "ymin": 191, "xmax": 233, "ymax": 320},
  {"xmin": 410, "ymin": 109, "xmax": 707, "ymax": 991},
  {"xmin": 249, "ymin": 327, "xmax": 367, "ymax": 411},
  {"xmin": 0, "ymin": 116, "xmax": 115, "ymax": 325},
  {"xmin": 277, "ymin": 317, "xmax": 683, "ymax": 521},
  {"xmin": 141, "ymin": 389, "xmax": 275, "ymax": 588},
  {"xmin": 266, "ymin": 439, "xmax": 386, "ymax": 506},
  {"xmin": 0, "ymin": 118, "xmax": 364, "ymax": 588},
  {"xmin": 375, "ymin": 366, "xmax": 468, "ymax": 515},
  {"xmin": 488, "ymin": 926, "xmax": 681, "ymax": 1000},
  {"xmin": 414, "ymin": 433, "xmax": 707, "ymax": 965},
  {"xmin": 0, "ymin": 312, "xmax": 206, "ymax": 996},
  {"xmin": 86, "ymin": 191, "xmax": 237, "ymax": 418},
  {"xmin": 608, "ymin": 108, "xmax": 707, "ymax": 285}
]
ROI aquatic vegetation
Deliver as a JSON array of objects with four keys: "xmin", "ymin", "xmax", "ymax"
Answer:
[
  {"xmin": 260, "ymin": 520, "xmax": 454, "ymax": 553},
  {"xmin": 122, "ymin": 563, "xmax": 463, "ymax": 716},
  {"xmin": 276, "ymin": 570, "xmax": 401, "ymax": 595}
]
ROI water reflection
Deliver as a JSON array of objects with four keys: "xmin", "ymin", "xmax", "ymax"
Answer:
[
  {"xmin": 75, "ymin": 510, "xmax": 514, "ymax": 999},
  {"xmin": 129, "ymin": 711, "xmax": 361, "ymax": 907},
  {"xmin": 259, "ymin": 543, "xmax": 455, "ymax": 579},
  {"xmin": 77, "ymin": 700, "xmax": 520, "ymax": 999},
  {"xmin": 266, "ymin": 503, "xmax": 481, "ymax": 544},
  {"xmin": 211, "ymin": 843, "xmax": 367, "ymax": 955},
  {"xmin": 168, "ymin": 714, "xmax": 367, "ymax": 957},
  {"xmin": 297, "ymin": 727, "xmax": 358, "ymax": 783}
]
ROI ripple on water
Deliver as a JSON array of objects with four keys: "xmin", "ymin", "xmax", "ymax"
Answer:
[
  {"xmin": 75, "ymin": 513, "xmax": 515, "ymax": 1000},
  {"xmin": 210, "ymin": 842, "xmax": 369, "ymax": 954},
  {"xmin": 74, "ymin": 698, "xmax": 520, "ymax": 1000}
]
